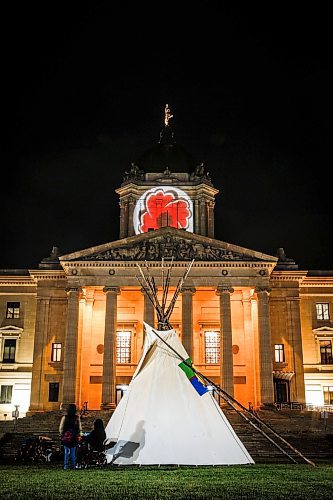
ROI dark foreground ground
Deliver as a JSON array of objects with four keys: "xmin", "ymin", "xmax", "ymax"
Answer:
[{"xmin": 1, "ymin": 463, "xmax": 333, "ymax": 499}]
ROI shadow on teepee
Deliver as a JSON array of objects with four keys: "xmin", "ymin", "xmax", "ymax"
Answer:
[
  {"xmin": 104, "ymin": 259, "xmax": 315, "ymax": 467},
  {"xmin": 108, "ymin": 420, "xmax": 145, "ymax": 464}
]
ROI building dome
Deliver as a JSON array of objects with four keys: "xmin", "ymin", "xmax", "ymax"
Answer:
[
  {"xmin": 135, "ymin": 104, "xmax": 195, "ymax": 173},
  {"xmin": 137, "ymin": 142, "xmax": 195, "ymax": 173}
]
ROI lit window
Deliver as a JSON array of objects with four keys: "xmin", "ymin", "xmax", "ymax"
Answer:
[
  {"xmin": 320, "ymin": 340, "xmax": 333, "ymax": 365},
  {"xmin": 204, "ymin": 331, "xmax": 220, "ymax": 364},
  {"xmin": 3, "ymin": 339, "xmax": 16, "ymax": 363},
  {"xmin": 51, "ymin": 343, "xmax": 62, "ymax": 362},
  {"xmin": 117, "ymin": 331, "xmax": 131, "ymax": 364},
  {"xmin": 48, "ymin": 383, "xmax": 59, "ymax": 402},
  {"xmin": 323, "ymin": 386, "xmax": 333, "ymax": 405},
  {"xmin": 275, "ymin": 344, "xmax": 285, "ymax": 363},
  {"xmin": 0, "ymin": 385, "xmax": 13, "ymax": 404},
  {"xmin": 316, "ymin": 303, "xmax": 330, "ymax": 320},
  {"xmin": 6, "ymin": 302, "xmax": 20, "ymax": 319}
]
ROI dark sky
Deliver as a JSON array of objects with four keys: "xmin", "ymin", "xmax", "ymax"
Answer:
[{"xmin": 2, "ymin": 3, "xmax": 332, "ymax": 270}]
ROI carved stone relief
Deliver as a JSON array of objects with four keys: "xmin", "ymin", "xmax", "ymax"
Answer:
[{"xmin": 80, "ymin": 235, "xmax": 258, "ymax": 262}]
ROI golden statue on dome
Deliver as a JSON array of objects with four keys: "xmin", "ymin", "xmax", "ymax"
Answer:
[{"xmin": 164, "ymin": 104, "xmax": 173, "ymax": 127}]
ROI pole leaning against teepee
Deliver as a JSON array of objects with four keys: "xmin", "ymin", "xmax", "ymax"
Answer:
[
  {"xmin": 135, "ymin": 259, "xmax": 315, "ymax": 467},
  {"xmin": 150, "ymin": 325, "xmax": 315, "ymax": 467}
]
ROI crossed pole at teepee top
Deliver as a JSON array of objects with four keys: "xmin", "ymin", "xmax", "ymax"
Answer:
[
  {"xmin": 135, "ymin": 259, "xmax": 316, "ymax": 467},
  {"xmin": 136, "ymin": 257, "xmax": 194, "ymax": 330}
]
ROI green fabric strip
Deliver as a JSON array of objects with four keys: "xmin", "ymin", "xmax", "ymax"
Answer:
[{"xmin": 178, "ymin": 358, "xmax": 195, "ymax": 379}]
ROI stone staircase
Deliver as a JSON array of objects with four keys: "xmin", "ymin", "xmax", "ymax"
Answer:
[
  {"xmin": 0, "ymin": 408, "xmax": 332, "ymax": 464},
  {"xmin": 0, "ymin": 410, "xmax": 112, "ymax": 462},
  {"xmin": 224, "ymin": 408, "xmax": 333, "ymax": 463}
]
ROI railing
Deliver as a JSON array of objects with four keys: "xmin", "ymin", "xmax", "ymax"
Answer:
[
  {"xmin": 275, "ymin": 402, "xmax": 304, "ymax": 410},
  {"xmin": 304, "ymin": 404, "xmax": 333, "ymax": 413}
]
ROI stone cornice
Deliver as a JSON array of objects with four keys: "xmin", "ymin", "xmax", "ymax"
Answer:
[
  {"xmin": 62, "ymin": 261, "xmax": 277, "ymax": 268},
  {"xmin": 28, "ymin": 270, "xmax": 66, "ymax": 282},
  {"xmin": 271, "ymin": 271, "xmax": 333, "ymax": 287},
  {"xmin": 0, "ymin": 277, "xmax": 36, "ymax": 287},
  {"xmin": 301, "ymin": 277, "xmax": 333, "ymax": 287},
  {"xmin": 116, "ymin": 182, "xmax": 219, "ymax": 197},
  {"xmin": 270, "ymin": 271, "xmax": 308, "ymax": 283}
]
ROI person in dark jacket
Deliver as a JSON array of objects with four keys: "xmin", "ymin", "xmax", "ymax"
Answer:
[
  {"xmin": 59, "ymin": 403, "xmax": 82, "ymax": 470},
  {"xmin": 84, "ymin": 418, "xmax": 106, "ymax": 452}
]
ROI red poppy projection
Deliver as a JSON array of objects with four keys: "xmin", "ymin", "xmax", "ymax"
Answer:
[{"xmin": 133, "ymin": 187, "xmax": 193, "ymax": 234}]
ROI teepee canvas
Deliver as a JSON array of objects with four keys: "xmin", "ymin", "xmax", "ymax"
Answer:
[{"xmin": 105, "ymin": 322, "xmax": 254, "ymax": 465}]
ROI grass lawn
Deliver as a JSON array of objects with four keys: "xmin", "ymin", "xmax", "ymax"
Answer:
[{"xmin": 1, "ymin": 463, "xmax": 332, "ymax": 499}]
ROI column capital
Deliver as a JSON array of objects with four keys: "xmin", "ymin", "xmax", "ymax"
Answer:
[
  {"xmin": 216, "ymin": 285, "xmax": 234, "ymax": 296},
  {"xmin": 65, "ymin": 286, "xmax": 82, "ymax": 295},
  {"xmin": 181, "ymin": 286, "xmax": 196, "ymax": 295},
  {"xmin": 103, "ymin": 286, "xmax": 120, "ymax": 295},
  {"xmin": 255, "ymin": 286, "xmax": 272, "ymax": 295}
]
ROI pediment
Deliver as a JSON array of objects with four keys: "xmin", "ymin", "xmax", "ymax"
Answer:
[
  {"xmin": 0, "ymin": 325, "xmax": 23, "ymax": 336},
  {"xmin": 313, "ymin": 326, "xmax": 333, "ymax": 338},
  {"xmin": 59, "ymin": 227, "xmax": 277, "ymax": 264}
]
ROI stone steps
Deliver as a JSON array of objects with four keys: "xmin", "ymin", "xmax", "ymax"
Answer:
[{"xmin": 1, "ymin": 409, "xmax": 332, "ymax": 464}]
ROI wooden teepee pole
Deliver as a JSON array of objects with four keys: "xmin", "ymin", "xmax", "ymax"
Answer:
[
  {"xmin": 150, "ymin": 326, "xmax": 316, "ymax": 467},
  {"xmin": 165, "ymin": 260, "xmax": 194, "ymax": 322}
]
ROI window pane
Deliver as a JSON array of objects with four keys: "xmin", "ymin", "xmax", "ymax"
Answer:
[
  {"xmin": 316, "ymin": 303, "xmax": 330, "ymax": 320},
  {"xmin": 0, "ymin": 385, "xmax": 13, "ymax": 403},
  {"xmin": 274, "ymin": 344, "xmax": 285, "ymax": 363},
  {"xmin": 3, "ymin": 339, "xmax": 16, "ymax": 362},
  {"xmin": 204, "ymin": 331, "xmax": 220, "ymax": 364},
  {"xmin": 323, "ymin": 386, "xmax": 333, "ymax": 405},
  {"xmin": 320, "ymin": 340, "xmax": 333, "ymax": 365},
  {"xmin": 51, "ymin": 343, "xmax": 62, "ymax": 362},
  {"xmin": 6, "ymin": 302, "xmax": 20, "ymax": 319},
  {"xmin": 48, "ymin": 383, "xmax": 59, "ymax": 402},
  {"xmin": 116, "ymin": 331, "xmax": 131, "ymax": 364}
]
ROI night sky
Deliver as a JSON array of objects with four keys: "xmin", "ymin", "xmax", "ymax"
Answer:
[{"xmin": 2, "ymin": 3, "xmax": 332, "ymax": 271}]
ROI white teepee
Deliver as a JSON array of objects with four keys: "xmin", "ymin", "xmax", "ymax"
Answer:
[{"xmin": 105, "ymin": 322, "xmax": 254, "ymax": 465}]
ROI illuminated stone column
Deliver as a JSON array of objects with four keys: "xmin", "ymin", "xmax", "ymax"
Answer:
[
  {"xmin": 194, "ymin": 199, "xmax": 200, "ymax": 234},
  {"xmin": 101, "ymin": 286, "xmax": 120, "ymax": 409},
  {"xmin": 286, "ymin": 297, "xmax": 306, "ymax": 404},
  {"xmin": 141, "ymin": 288, "xmax": 155, "ymax": 341},
  {"xmin": 242, "ymin": 290, "xmax": 256, "ymax": 406},
  {"xmin": 256, "ymin": 287, "xmax": 274, "ymax": 406},
  {"xmin": 207, "ymin": 201, "xmax": 215, "ymax": 238},
  {"xmin": 199, "ymin": 198, "xmax": 207, "ymax": 236},
  {"xmin": 79, "ymin": 290, "xmax": 95, "ymax": 407},
  {"xmin": 216, "ymin": 286, "xmax": 234, "ymax": 397},
  {"xmin": 29, "ymin": 297, "xmax": 50, "ymax": 411},
  {"xmin": 62, "ymin": 287, "xmax": 82, "ymax": 407},
  {"xmin": 119, "ymin": 200, "xmax": 128, "ymax": 239},
  {"xmin": 181, "ymin": 287, "xmax": 196, "ymax": 358},
  {"xmin": 127, "ymin": 197, "xmax": 135, "ymax": 237}
]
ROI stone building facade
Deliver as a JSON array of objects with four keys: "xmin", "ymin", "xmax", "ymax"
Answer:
[{"xmin": 0, "ymin": 110, "xmax": 332, "ymax": 418}]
